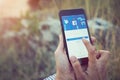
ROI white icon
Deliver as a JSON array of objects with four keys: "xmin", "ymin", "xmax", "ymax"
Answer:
[
  {"xmin": 64, "ymin": 20, "xmax": 69, "ymax": 24},
  {"xmin": 72, "ymin": 20, "xmax": 77, "ymax": 26},
  {"xmin": 81, "ymin": 21, "xmax": 86, "ymax": 26},
  {"xmin": 78, "ymin": 17, "xmax": 85, "ymax": 21}
]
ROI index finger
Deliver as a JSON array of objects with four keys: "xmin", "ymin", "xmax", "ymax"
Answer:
[{"xmin": 82, "ymin": 39, "xmax": 97, "ymax": 68}]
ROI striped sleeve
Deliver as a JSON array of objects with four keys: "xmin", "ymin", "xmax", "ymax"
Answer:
[{"xmin": 43, "ymin": 74, "xmax": 56, "ymax": 80}]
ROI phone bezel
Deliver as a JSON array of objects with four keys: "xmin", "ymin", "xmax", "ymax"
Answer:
[{"xmin": 59, "ymin": 8, "xmax": 92, "ymax": 65}]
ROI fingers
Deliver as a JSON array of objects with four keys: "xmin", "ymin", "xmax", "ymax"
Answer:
[
  {"xmin": 82, "ymin": 39, "xmax": 96, "ymax": 64},
  {"xmin": 91, "ymin": 36, "xmax": 96, "ymax": 45},
  {"xmin": 55, "ymin": 34, "xmax": 66, "ymax": 62},
  {"xmin": 55, "ymin": 34, "xmax": 64, "ymax": 66},
  {"xmin": 70, "ymin": 56, "xmax": 85, "ymax": 80},
  {"xmin": 55, "ymin": 34, "xmax": 71, "ymax": 74},
  {"xmin": 97, "ymin": 50, "xmax": 110, "ymax": 63},
  {"xmin": 55, "ymin": 34, "xmax": 64, "ymax": 53},
  {"xmin": 96, "ymin": 50, "xmax": 110, "ymax": 80}
]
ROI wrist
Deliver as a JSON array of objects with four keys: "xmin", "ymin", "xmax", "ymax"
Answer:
[
  {"xmin": 55, "ymin": 72, "xmax": 74, "ymax": 80},
  {"xmin": 55, "ymin": 73, "xmax": 63, "ymax": 80}
]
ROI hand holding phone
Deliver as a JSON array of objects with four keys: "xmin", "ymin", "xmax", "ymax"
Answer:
[{"xmin": 59, "ymin": 8, "xmax": 92, "ymax": 65}]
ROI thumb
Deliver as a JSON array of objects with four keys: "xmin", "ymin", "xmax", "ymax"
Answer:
[
  {"xmin": 55, "ymin": 34, "xmax": 70, "ymax": 73},
  {"xmin": 70, "ymin": 56, "xmax": 85, "ymax": 80}
]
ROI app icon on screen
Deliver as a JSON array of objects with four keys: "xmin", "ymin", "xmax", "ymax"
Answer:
[
  {"xmin": 64, "ymin": 19, "xmax": 69, "ymax": 24},
  {"xmin": 78, "ymin": 17, "xmax": 85, "ymax": 21},
  {"xmin": 72, "ymin": 20, "xmax": 77, "ymax": 26}
]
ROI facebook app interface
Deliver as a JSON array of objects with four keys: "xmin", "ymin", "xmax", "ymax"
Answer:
[{"xmin": 62, "ymin": 14, "xmax": 90, "ymax": 59}]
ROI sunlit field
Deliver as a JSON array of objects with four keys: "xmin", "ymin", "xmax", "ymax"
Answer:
[{"xmin": 0, "ymin": 0, "xmax": 120, "ymax": 80}]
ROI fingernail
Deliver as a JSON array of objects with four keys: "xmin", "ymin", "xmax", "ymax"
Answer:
[
  {"xmin": 82, "ymin": 38, "xmax": 89, "ymax": 45},
  {"xmin": 70, "ymin": 56, "xmax": 77, "ymax": 63},
  {"xmin": 82, "ymin": 38, "xmax": 87, "ymax": 41}
]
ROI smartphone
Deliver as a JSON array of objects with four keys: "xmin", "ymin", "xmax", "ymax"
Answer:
[{"xmin": 59, "ymin": 8, "xmax": 92, "ymax": 65}]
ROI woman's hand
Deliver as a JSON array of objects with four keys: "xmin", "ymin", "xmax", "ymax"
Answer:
[
  {"xmin": 55, "ymin": 35, "xmax": 75, "ymax": 80},
  {"xmin": 55, "ymin": 35, "xmax": 110, "ymax": 80},
  {"xmin": 70, "ymin": 39, "xmax": 110, "ymax": 80}
]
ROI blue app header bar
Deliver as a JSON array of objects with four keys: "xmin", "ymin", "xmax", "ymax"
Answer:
[{"xmin": 62, "ymin": 14, "xmax": 87, "ymax": 31}]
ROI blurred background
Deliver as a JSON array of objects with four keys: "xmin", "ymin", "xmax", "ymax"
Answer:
[{"xmin": 0, "ymin": 0, "xmax": 120, "ymax": 80}]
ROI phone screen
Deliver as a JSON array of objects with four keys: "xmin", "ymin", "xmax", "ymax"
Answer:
[{"xmin": 61, "ymin": 14, "xmax": 90, "ymax": 59}]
